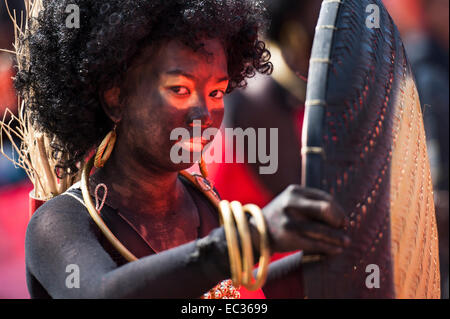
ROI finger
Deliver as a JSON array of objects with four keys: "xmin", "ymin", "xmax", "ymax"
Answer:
[
  {"xmin": 270, "ymin": 229, "xmax": 344, "ymax": 255},
  {"xmin": 287, "ymin": 186, "xmax": 348, "ymax": 227},
  {"xmin": 287, "ymin": 221, "xmax": 351, "ymax": 247},
  {"xmin": 286, "ymin": 198, "xmax": 347, "ymax": 228},
  {"xmin": 293, "ymin": 236, "xmax": 345, "ymax": 256},
  {"xmin": 290, "ymin": 186, "xmax": 334, "ymax": 202}
]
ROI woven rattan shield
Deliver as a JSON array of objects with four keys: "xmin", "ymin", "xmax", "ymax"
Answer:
[{"xmin": 300, "ymin": 0, "xmax": 440, "ymax": 298}]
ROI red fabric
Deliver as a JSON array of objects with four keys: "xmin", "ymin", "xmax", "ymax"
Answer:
[
  {"xmin": 0, "ymin": 181, "xmax": 33, "ymax": 298},
  {"xmin": 29, "ymin": 197, "xmax": 46, "ymax": 219},
  {"xmin": 0, "ymin": 66, "xmax": 17, "ymax": 116}
]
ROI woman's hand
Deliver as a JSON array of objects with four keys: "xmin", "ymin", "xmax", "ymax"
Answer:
[{"xmin": 251, "ymin": 185, "xmax": 351, "ymax": 256}]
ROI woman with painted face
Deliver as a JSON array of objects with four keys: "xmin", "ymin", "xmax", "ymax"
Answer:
[{"xmin": 17, "ymin": 0, "xmax": 350, "ymax": 298}]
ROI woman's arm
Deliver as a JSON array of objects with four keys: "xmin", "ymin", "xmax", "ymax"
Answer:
[
  {"xmin": 26, "ymin": 183, "xmax": 349, "ymax": 299},
  {"xmin": 262, "ymin": 252, "xmax": 304, "ymax": 299},
  {"xmin": 25, "ymin": 195, "xmax": 231, "ymax": 299}
]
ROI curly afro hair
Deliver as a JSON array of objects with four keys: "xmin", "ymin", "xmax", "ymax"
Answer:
[{"xmin": 15, "ymin": 0, "xmax": 273, "ymax": 176}]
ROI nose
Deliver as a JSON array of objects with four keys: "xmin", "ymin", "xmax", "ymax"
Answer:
[{"xmin": 186, "ymin": 106, "xmax": 212, "ymax": 129}]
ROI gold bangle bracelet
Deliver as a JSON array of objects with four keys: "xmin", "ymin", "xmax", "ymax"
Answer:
[
  {"xmin": 241, "ymin": 204, "xmax": 270, "ymax": 291},
  {"xmin": 218, "ymin": 200, "xmax": 243, "ymax": 286},
  {"xmin": 230, "ymin": 201, "xmax": 255, "ymax": 288}
]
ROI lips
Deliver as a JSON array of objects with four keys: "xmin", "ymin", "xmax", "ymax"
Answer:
[
  {"xmin": 188, "ymin": 122, "xmax": 212, "ymax": 130},
  {"xmin": 176, "ymin": 136, "xmax": 211, "ymax": 153}
]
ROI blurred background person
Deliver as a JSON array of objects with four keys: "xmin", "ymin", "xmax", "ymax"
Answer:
[
  {"xmin": 209, "ymin": 0, "xmax": 321, "ymax": 206},
  {"xmin": 207, "ymin": 0, "xmax": 323, "ymax": 298}
]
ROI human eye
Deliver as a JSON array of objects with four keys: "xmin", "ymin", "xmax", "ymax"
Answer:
[
  {"xmin": 170, "ymin": 86, "xmax": 190, "ymax": 96},
  {"xmin": 210, "ymin": 90, "xmax": 225, "ymax": 100}
]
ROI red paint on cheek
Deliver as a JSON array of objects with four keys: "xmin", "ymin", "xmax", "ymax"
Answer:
[{"xmin": 211, "ymin": 108, "xmax": 225, "ymax": 128}]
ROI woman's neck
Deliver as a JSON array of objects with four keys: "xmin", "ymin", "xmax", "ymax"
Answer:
[{"xmin": 92, "ymin": 147, "xmax": 186, "ymax": 218}]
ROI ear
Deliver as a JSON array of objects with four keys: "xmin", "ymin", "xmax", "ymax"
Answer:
[{"xmin": 102, "ymin": 87, "xmax": 123, "ymax": 123}]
